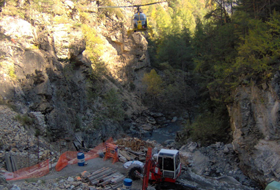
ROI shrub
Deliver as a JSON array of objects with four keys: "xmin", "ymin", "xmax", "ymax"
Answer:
[
  {"xmin": 53, "ymin": 15, "xmax": 69, "ymax": 24},
  {"xmin": 8, "ymin": 67, "xmax": 16, "ymax": 79},
  {"xmin": 82, "ymin": 24, "xmax": 104, "ymax": 59},
  {"xmin": 182, "ymin": 107, "xmax": 231, "ymax": 146},
  {"xmin": 31, "ymin": 0, "xmax": 55, "ymax": 13},
  {"xmin": 142, "ymin": 69, "xmax": 163, "ymax": 104},
  {"xmin": 35, "ymin": 128, "xmax": 40, "ymax": 137},
  {"xmin": 14, "ymin": 114, "xmax": 34, "ymax": 126},
  {"xmin": 82, "ymin": 24, "xmax": 107, "ymax": 80},
  {"xmin": 129, "ymin": 82, "xmax": 136, "ymax": 91},
  {"xmin": 104, "ymin": 89, "xmax": 124, "ymax": 122}
]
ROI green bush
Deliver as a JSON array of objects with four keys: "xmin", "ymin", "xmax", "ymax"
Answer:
[
  {"xmin": 31, "ymin": 0, "xmax": 55, "ymax": 13},
  {"xmin": 14, "ymin": 114, "xmax": 34, "ymax": 126},
  {"xmin": 79, "ymin": 11, "xmax": 91, "ymax": 24},
  {"xmin": 35, "ymin": 128, "xmax": 40, "ymax": 137},
  {"xmin": 129, "ymin": 82, "xmax": 136, "ymax": 91},
  {"xmin": 142, "ymin": 69, "xmax": 163, "ymax": 97},
  {"xmin": 82, "ymin": 24, "xmax": 108, "ymax": 80},
  {"xmin": 104, "ymin": 89, "xmax": 124, "ymax": 122},
  {"xmin": 8, "ymin": 67, "xmax": 16, "ymax": 79},
  {"xmin": 53, "ymin": 15, "xmax": 69, "ymax": 24},
  {"xmin": 0, "ymin": 139, "xmax": 3, "ymax": 149},
  {"xmin": 182, "ymin": 107, "xmax": 231, "ymax": 146}
]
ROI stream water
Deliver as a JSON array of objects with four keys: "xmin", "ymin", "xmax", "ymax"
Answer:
[{"xmin": 143, "ymin": 122, "xmax": 183, "ymax": 144}]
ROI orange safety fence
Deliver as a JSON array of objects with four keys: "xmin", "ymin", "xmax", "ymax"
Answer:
[
  {"xmin": 55, "ymin": 137, "xmax": 114, "ymax": 171},
  {"xmin": 4, "ymin": 137, "xmax": 114, "ymax": 181},
  {"xmin": 104, "ymin": 143, "xmax": 118, "ymax": 164},
  {"xmin": 4, "ymin": 159, "xmax": 49, "ymax": 181}
]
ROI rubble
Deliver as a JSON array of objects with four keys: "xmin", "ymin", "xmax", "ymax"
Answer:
[
  {"xmin": 0, "ymin": 137, "xmax": 263, "ymax": 190},
  {"xmin": 0, "ymin": 105, "xmax": 60, "ymax": 171},
  {"xmin": 179, "ymin": 141, "xmax": 262, "ymax": 189},
  {"xmin": 116, "ymin": 137, "xmax": 162, "ymax": 162}
]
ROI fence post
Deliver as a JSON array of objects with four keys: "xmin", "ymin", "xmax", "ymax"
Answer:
[
  {"xmin": 27, "ymin": 135, "xmax": 30, "ymax": 170},
  {"xmin": 37, "ymin": 136, "xmax": 39, "ymax": 164}
]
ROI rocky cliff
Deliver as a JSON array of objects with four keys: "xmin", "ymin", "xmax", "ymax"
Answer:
[
  {"xmin": 1, "ymin": 0, "xmax": 279, "ymax": 188},
  {"xmin": 0, "ymin": 0, "xmax": 149, "ymax": 147},
  {"xmin": 228, "ymin": 73, "xmax": 280, "ymax": 187}
]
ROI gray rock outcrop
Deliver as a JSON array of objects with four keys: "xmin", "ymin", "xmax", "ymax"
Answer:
[
  {"xmin": 0, "ymin": 4, "xmax": 148, "ymax": 144},
  {"xmin": 179, "ymin": 141, "xmax": 260, "ymax": 189},
  {"xmin": 0, "ymin": 0, "xmax": 150, "ymax": 174},
  {"xmin": 228, "ymin": 72, "xmax": 280, "ymax": 187}
]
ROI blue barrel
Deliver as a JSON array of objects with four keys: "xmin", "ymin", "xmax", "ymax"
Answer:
[
  {"xmin": 123, "ymin": 178, "xmax": 132, "ymax": 189},
  {"xmin": 77, "ymin": 152, "xmax": 85, "ymax": 166}
]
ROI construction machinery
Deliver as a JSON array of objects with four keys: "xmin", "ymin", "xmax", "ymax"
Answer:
[{"xmin": 128, "ymin": 147, "xmax": 182, "ymax": 190}]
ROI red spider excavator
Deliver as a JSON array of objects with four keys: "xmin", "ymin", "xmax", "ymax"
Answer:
[{"xmin": 135, "ymin": 147, "xmax": 182, "ymax": 190}]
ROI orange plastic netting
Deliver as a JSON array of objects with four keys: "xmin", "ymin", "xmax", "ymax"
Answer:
[
  {"xmin": 55, "ymin": 137, "xmax": 113, "ymax": 171},
  {"xmin": 4, "ymin": 159, "xmax": 49, "ymax": 181},
  {"xmin": 4, "ymin": 138, "xmax": 114, "ymax": 180}
]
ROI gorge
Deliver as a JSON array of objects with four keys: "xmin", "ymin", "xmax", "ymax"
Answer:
[{"xmin": 1, "ymin": 0, "xmax": 280, "ymax": 189}]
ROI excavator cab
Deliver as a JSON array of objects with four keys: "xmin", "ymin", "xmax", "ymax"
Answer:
[
  {"xmin": 156, "ymin": 149, "xmax": 181, "ymax": 182},
  {"xmin": 129, "ymin": 148, "xmax": 182, "ymax": 190}
]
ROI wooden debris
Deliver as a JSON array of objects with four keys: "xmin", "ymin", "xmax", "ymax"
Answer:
[
  {"xmin": 126, "ymin": 148, "xmax": 145, "ymax": 156},
  {"xmin": 91, "ymin": 167, "xmax": 109, "ymax": 176},
  {"xmin": 119, "ymin": 150, "xmax": 132, "ymax": 161},
  {"xmin": 116, "ymin": 137, "xmax": 146, "ymax": 151},
  {"xmin": 111, "ymin": 175, "xmax": 125, "ymax": 184},
  {"xmin": 73, "ymin": 134, "xmax": 88, "ymax": 151},
  {"xmin": 89, "ymin": 169, "xmax": 114, "ymax": 184},
  {"xmin": 82, "ymin": 167, "xmax": 126, "ymax": 189},
  {"xmin": 111, "ymin": 182, "xmax": 123, "ymax": 190}
]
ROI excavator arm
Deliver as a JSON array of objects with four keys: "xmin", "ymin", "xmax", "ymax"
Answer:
[{"xmin": 142, "ymin": 147, "xmax": 152, "ymax": 190}]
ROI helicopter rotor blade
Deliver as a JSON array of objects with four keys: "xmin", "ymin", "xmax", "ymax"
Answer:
[
  {"xmin": 98, "ymin": 5, "xmax": 134, "ymax": 8},
  {"xmin": 134, "ymin": 1, "xmax": 166, "ymax": 7},
  {"xmin": 98, "ymin": 1, "xmax": 166, "ymax": 9}
]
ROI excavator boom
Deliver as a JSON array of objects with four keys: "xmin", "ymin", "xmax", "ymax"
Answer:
[{"xmin": 142, "ymin": 147, "xmax": 152, "ymax": 190}]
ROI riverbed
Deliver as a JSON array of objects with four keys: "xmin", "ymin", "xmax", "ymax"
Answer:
[{"xmin": 143, "ymin": 122, "xmax": 182, "ymax": 144}]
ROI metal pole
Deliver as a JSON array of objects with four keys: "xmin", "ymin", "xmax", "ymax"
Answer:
[
  {"xmin": 38, "ymin": 136, "xmax": 39, "ymax": 164},
  {"xmin": 27, "ymin": 135, "xmax": 30, "ymax": 170},
  {"xmin": 49, "ymin": 141, "xmax": 51, "ymax": 171}
]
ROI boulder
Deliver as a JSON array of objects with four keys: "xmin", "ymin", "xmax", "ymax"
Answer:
[
  {"xmin": 171, "ymin": 116, "xmax": 177, "ymax": 122},
  {"xmin": 179, "ymin": 151, "xmax": 192, "ymax": 166},
  {"xmin": 141, "ymin": 124, "xmax": 153, "ymax": 131},
  {"xmin": 155, "ymin": 116, "xmax": 167, "ymax": 125},
  {"xmin": 192, "ymin": 150, "xmax": 210, "ymax": 175},
  {"xmin": 0, "ymin": 16, "xmax": 35, "ymax": 49},
  {"xmin": 69, "ymin": 39, "xmax": 86, "ymax": 60},
  {"xmin": 146, "ymin": 116, "xmax": 156, "ymax": 124}
]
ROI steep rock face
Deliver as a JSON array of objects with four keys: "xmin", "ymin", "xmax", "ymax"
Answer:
[
  {"xmin": 0, "ymin": 0, "xmax": 148, "ymax": 146},
  {"xmin": 228, "ymin": 73, "xmax": 280, "ymax": 186}
]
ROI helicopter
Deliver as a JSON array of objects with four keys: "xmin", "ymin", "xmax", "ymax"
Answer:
[{"xmin": 97, "ymin": 1, "xmax": 166, "ymax": 34}]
